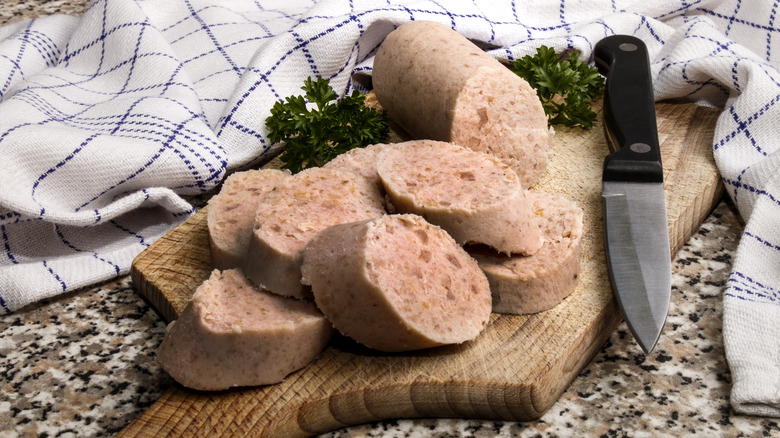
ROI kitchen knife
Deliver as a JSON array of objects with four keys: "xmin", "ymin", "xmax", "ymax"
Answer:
[{"xmin": 594, "ymin": 35, "xmax": 671, "ymax": 354}]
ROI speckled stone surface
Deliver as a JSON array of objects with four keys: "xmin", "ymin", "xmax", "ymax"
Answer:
[
  {"xmin": 2, "ymin": 3, "xmax": 780, "ymax": 438},
  {"xmin": 0, "ymin": 0, "xmax": 87, "ymax": 24},
  {"xmin": 4, "ymin": 198, "xmax": 778, "ymax": 437}
]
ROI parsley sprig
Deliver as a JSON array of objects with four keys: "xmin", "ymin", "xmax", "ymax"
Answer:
[
  {"xmin": 265, "ymin": 77, "xmax": 389, "ymax": 173},
  {"xmin": 510, "ymin": 46, "xmax": 604, "ymax": 129}
]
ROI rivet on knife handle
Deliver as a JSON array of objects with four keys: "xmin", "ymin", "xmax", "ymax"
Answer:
[{"xmin": 595, "ymin": 35, "xmax": 671, "ymax": 355}]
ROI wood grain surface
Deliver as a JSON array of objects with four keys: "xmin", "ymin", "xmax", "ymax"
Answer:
[{"xmin": 121, "ymin": 99, "xmax": 722, "ymax": 437}]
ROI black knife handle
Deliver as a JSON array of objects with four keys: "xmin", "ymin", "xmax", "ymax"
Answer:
[{"xmin": 594, "ymin": 35, "xmax": 663, "ymax": 183}]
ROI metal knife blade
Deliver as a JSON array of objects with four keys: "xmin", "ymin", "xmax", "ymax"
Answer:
[{"xmin": 594, "ymin": 35, "xmax": 671, "ymax": 354}]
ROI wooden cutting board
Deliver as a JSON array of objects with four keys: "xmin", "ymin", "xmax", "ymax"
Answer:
[{"xmin": 120, "ymin": 99, "xmax": 722, "ymax": 437}]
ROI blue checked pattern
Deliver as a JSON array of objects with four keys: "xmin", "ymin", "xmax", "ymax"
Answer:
[{"xmin": 0, "ymin": 0, "xmax": 778, "ymax": 416}]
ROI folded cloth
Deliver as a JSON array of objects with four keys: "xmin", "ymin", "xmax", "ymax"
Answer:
[{"xmin": 0, "ymin": 0, "xmax": 777, "ymax": 416}]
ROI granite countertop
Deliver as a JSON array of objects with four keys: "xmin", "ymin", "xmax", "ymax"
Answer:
[
  {"xmin": 5, "ymin": 198, "xmax": 777, "ymax": 438},
  {"xmin": 2, "ymin": 3, "xmax": 780, "ymax": 438}
]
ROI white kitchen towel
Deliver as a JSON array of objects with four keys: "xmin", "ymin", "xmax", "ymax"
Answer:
[{"xmin": 0, "ymin": 0, "xmax": 777, "ymax": 416}]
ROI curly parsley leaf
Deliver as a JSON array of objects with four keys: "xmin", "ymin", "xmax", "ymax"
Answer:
[
  {"xmin": 510, "ymin": 45, "xmax": 604, "ymax": 129},
  {"xmin": 265, "ymin": 76, "xmax": 390, "ymax": 173}
]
